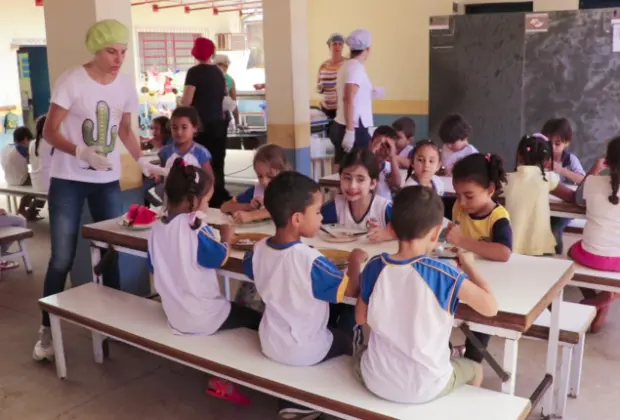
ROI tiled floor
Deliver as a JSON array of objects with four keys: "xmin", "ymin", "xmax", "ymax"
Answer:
[{"xmin": 0, "ymin": 214, "xmax": 618, "ymax": 419}]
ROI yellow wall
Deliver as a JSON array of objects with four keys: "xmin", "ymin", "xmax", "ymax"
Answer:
[
  {"xmin": 0, "ymin": 0, "xmax": 240, "ymax": 110},
  {"xmin": 307, "ymin": 0, "xmax": 453, "ymax": 116},
  {"xmin": 307, "ymin": 0, "xmax": 579, "ymax": 116}
]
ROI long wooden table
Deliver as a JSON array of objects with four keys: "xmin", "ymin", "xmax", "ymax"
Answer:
[
  {"xmin": 81, "ymin": 210, "xmax": 573, "ymax": 418},
  {"xmin": 318, "ymin": 174, "xmax": 586, "ymax": 219}
]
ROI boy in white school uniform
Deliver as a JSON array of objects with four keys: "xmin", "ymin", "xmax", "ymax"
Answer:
[
  {"xmin": 242, "ymin": 171, "xmax": 367, "ymax": 420},
  {"xmin": 439, "ymin": 114, "xmax": 478, "ymax": 175},
  {"xmin": 354, "ymin": 185, "xmax": 498, "ymax": 404}
]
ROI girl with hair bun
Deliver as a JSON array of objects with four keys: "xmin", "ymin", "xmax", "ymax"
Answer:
[{"xmin": 504, "ymin": 134, "xmax": 575, "ymax": 256}]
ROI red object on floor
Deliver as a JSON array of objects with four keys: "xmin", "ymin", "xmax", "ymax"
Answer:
[{"xmin": 206, "ymin": 378, "xmax": 251, "ymax": 406}]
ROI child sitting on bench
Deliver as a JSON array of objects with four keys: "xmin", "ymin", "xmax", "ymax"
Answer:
[
  {"xmin": 354, "ymin": 185, "xmax": 498, "ymax": 403},
  {"xmin": 148, "ymin": 158, "xmax": 262, "ymax": 406},
  {"xmin": 242, "ymin": 171, "xmax": 367, "ymax": 420}
]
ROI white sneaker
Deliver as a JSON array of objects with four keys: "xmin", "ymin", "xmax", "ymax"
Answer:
[{"xmin": 33, "ymin": 326, "xmax": 54, "ymax": 361}]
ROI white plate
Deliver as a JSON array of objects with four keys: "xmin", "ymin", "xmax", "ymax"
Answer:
[{"xmin": 318, "ymin": 224, "xmax": 367, "ymax": 243}]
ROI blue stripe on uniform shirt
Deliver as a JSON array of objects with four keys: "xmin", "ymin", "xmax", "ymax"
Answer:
[{"xmin": 310, "ymin": 256, "xmax": 346, "ymax": 303}]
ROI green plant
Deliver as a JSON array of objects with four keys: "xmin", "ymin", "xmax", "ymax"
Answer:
[{"xmin": 82, "ymin": 101, "xmax": 117, "ymax": 156}]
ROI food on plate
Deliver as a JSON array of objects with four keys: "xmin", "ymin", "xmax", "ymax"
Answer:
[{"xmin": 122, "ymin": 204, "xmax": 158, "ymax": 227}]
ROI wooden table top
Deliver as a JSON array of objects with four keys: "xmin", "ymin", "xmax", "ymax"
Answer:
[{"xmin": 82, "ymin": 210, "xmax": 574, "ymax": 333}]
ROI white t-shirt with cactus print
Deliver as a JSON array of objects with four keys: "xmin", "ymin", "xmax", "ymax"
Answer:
[{"xmin": 49, "ymin": 66, "xmax": 139, "ymax": 183}]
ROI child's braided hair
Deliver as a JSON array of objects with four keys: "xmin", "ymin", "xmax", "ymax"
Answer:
[
  {"xmin": 516, "ymin": 134, "xmax": 552, "ymax": 181},
  {"xmin": 164, "ymin": 158, "xmax": 213, "ymax": 229},
  {"xmin": 606, "ymin": 137, "xmax": 620, "ymax": 205}
]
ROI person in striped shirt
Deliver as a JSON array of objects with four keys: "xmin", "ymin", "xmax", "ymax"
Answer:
[{"xmin": 317, "ymin": 33, "xmax": 346, "ymax": 120}]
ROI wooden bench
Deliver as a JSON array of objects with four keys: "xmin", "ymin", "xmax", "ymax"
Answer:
[
  {"xmin": 524, "ymin": 302, "xmax": 595, "ymax": 418},
  {"xmin": 39, "ymin": 283, "xmax": 532, "ymax": 420},
  {"xmin": 0, "ymin": 226, "xmax": 33, "ymax": 273},
  {"xmin": 0, "ymin": 184, "xmax": 47, "ymax": 214}
]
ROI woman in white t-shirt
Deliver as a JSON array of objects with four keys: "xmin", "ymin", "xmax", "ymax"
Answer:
[
  {"xmin": 34, "ymin": 20, "xmax": 151, "ymax": 362},
  {"xmin": 569, "ymin": 137, "xmax": 620, "ymax": 332},
  {"xmin": 329, "ymin": 29, "xmax": 385, "ymax": 170},
  {"xmin": 29, "ymin": 115, "xmax": 53, "ymax": 193}
]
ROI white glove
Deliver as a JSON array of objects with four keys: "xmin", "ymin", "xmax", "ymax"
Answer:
[
  {"xmin": 342, "ymin": 130, "xmax": 355, "ymax": 153},
  {"xmin": 222, "ymin": 96, "xmax": 237, "ymax": 112},
  {"xmin": 75, "ymin": 145, "xmax": 112, "ymax": 171},
  {"xmin": 372, "ymin": 86, "xmax": 386, "ymax": 100},
  {"xmin": 138, "ymin": 159, "xmax": 169, "ymax": 177}
]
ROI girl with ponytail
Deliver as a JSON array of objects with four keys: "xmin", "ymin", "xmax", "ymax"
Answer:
[
  {"xmin": 444, "ymin": 152, "xmax": 512, "ymax": 364},
  {"xmin": 568, "ymin": 136, "xmax": 620, "ymax": 332},
  {"xmin": 504, "ymin": 134, "xmax": 575, "ymax": 256}
]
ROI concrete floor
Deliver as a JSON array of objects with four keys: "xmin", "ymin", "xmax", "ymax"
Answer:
[{"xmin": 0, "ymin": 215, "xmax": 618, "ymax": 420}]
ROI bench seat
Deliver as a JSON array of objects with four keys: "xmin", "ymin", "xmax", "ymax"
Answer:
[
  {"xmin": 40, "ymin": 283, "xmax": 532, "ymax": 420},
  {"xmin": 561, "ymin": 233, "xmax": 620, "ymax": 288},
  {"xmin": 525, "ymin": 302, "xmax": 596, "ymax": 344},
  {"xmin": 0, "ymin": 226, "xmax": 33, "ymax": 273}
]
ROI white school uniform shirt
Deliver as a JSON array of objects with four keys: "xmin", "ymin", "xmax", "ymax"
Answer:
[
  {"xmin": 147, "ymin": 212, "xmax": 231, "ymax": 336},
  {"xmin": 404, "ymin": 174, "xmax": 445, "ymax": 196},
  {"xmin": 334, "ymin": 59, "xmax": 374, "ymax": 128},
  {"xmin": 504, "ymin": 166, "xmax": 559, "ymax": 255},
  {"xmin": 242, "ymin": 239, "xmax": 348, "ymax": 366},
  {"xmin": 442, "ymin": 144, "xmax": 479, "ymax": 170},
  {"xmin": 360, "ymin": 254, "xmax": 466, "ymax": 404},
  {"xmin": 158, "ymin": 142, "xmax": 212, "ymax": 170},
  {"xmin": 399, "ymin": 144, "xmax": 414, "ymax": 158},
  {"xmin": 0, "ymin": 144, "xmax": 29, "ymax": 186},
  {"xmin": 581, "ymin": 175, "xmax": 620, "ymax": 257},
  {"xmin": 376, "ymin": 161, "xmax": 393, "ymax": 200},
  {"xmin": 49, "ymin": 66, "xmax": 139, "ymax": 183},
  {"xmin": 29, "ymin": 139, "xmax": 53, "ymax": 193},
  {"xmin": 321, "ymin": 194, "xmax": 392, "ymax": 230}
]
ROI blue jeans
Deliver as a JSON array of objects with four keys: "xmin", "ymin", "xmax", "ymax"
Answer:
[
  {"xmin": 551, "ymin": 216, "xmax": 573, "ymax": 255},
  {"xmin": 41, "ymin": 178, "xmax": 122, "ymax": 327}
]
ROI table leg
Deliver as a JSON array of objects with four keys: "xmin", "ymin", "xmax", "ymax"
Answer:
[
  {"xmin": 501, "ymin": 338, "xmax": 518, "ymax": 394},
  {"xmin": 90, "ymin": 246, "xmax": 102, "ymax": 284},
  {"xmin": 92, "ymin": 331, "xmax": 105, "ymax": 364},
  {"xmin": 555, "ymin": 345, "xmax": 572, "ymax": 418},
  {"xmin": 50, "ymin": 315, "xmax": 67, "ymax": 379},
  {"xmin": 569, "ymin": 334, "xmax": 585, "ymax": 398},
  {"xmin": 541, "ymin": 289, "xmax": 563, "ymax": 419}
]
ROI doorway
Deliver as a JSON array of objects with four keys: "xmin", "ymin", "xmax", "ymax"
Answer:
[{"xmin": 16, "ymin": 46, "xmax": 50, "ymax": 126}]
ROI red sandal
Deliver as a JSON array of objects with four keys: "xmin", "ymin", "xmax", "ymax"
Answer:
[{"xmin": 205, "ymin": 377, "xmax": 251, "ymax": 406}]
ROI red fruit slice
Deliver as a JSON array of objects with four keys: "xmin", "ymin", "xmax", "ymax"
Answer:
[{"xmin": 133, "ymin": 206, "xmax": 157, "ymax": 225}]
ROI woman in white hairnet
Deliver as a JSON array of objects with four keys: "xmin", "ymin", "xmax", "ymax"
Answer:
[
  {"xmin": 34, "ymin": 19, "xmax": 152, "ymax": 361},
  {"xmin": 329, "ymin": 29, "xmax": 385, "ymax": 170}
]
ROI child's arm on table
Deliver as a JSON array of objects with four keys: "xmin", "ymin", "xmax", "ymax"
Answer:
[
  {"xmin": 551, "ymin": 183, "xmax": 576, "ymax": 203},
  {"xmin": 456, "ymin": 251, "xmax": 498, "ymax": 317},
  {"xmin": 555, "ymin": 166, "xmax": 585, "ymax": 185},
  {"xmin": 445, "ymin": 221, "xmax": 511, "ymax": 262},
  {"xmin": 367, "ymin": 204, "xmax": 396, "ymax": 243},
  {"xmin": 232, "ymin": 208, "xmax": 269, "ymax": 224},
  {"xmin": 221, "ymin": 186, "xmax": 259, "ymax": 214}
]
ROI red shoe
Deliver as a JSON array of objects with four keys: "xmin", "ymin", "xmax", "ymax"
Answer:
[{"xmin": 206, "ymin": 378, "xmax": 251, "ymax": 406}]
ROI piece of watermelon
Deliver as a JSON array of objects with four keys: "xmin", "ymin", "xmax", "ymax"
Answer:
[{"xmin": 125, "ymin": 205, "xmax": 157, "ymax": 226}]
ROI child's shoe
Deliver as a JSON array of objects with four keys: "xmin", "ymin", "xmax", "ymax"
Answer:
[
  {"xmin": 278, "ymin": 406, "xmax": 322, "ymax": 420},
  {"xmin": 206, "ymin": 377, "xmax": 251, "ymax": 406}
]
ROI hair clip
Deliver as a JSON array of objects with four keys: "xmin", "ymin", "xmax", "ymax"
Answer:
[
  {"xmin": 525, "ymin": 146, "xmax": 531, "ymax": 152},
  {"xmin": 179, "ymin": 159, "xmax": 186, "ymax": 167},
  {"xmin": 485, "ymin": 153, "xmax": 491, "ymax": 162}
]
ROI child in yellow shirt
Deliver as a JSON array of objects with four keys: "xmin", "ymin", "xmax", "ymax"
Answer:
[
  {"xmin": 504, "ymin": 135, "xmax": 575, "ymax": 255},
  {"xmin": 444, "ymin": 153, "xmax": 512, "ymax": 363}
]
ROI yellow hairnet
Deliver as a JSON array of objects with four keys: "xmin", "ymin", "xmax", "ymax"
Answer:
[{"xmin": 85, "ymin": 19, "xmax": 129, "ymax": 54}]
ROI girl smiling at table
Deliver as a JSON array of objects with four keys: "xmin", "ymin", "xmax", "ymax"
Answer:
[
  {"xmin": 445, "ymin": 152, "xmax": 512, "ymax": 364},
  {"xmin": 504, "ymin": 135, "xmax": 575, "ymax": 256},
  {"xmin": 220, "ymin": 144, "xmax": 290, "ymax": 223},
  {"xmin": 148, "ymin": 158, "xmax": 261, "ymax": 406},
  {"xmin": 321, "ymin": 148, "xmax": 393, "ymax": 242},
  {"xmin": 402, "ymin": 139, "xmax": 444, "ymax": 195}
]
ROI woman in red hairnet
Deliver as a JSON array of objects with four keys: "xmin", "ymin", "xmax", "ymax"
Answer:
[{"xmin": 181, "ymin": 37, "xmax": 231, "ymax": 207}]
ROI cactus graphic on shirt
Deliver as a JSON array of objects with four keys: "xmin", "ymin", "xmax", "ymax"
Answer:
[{"xmin": 82, "ymin": 101, "xmax": 117, "ymax": 156}]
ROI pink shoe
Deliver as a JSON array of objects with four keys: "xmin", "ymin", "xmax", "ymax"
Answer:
[{"xmin": 206, "ymin": 377, "xmax": 251, "ymax": 406}]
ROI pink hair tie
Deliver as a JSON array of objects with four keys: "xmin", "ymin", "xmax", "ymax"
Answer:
[
  {"xmin": 485, "ymin": 153, "xmax": 491, "ymax": 162},
  {"xmin": 525, "ymin": 146, "xmax": 531, "ymax": 152}
]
